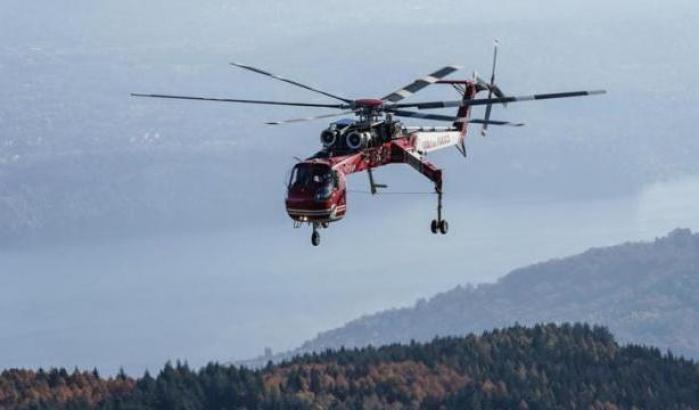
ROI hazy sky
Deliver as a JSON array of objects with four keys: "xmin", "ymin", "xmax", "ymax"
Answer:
[{"xmin": 1, "ymin": 0, "xmax": 698, "ymax": 375}]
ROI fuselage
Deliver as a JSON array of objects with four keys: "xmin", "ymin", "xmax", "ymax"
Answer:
[{"xmin": 284, "ymin": 123, "xmax": 465, "ymax": 224}]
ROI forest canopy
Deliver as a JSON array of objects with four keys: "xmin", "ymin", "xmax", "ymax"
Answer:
[{"xmin": 2, "ymin": 323, "xmax": 699, "ymax": 409}]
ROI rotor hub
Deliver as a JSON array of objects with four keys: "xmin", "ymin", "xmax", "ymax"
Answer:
[{"xmin": 352, "ymin": 99, "xmax": 385, "ymax": 109}]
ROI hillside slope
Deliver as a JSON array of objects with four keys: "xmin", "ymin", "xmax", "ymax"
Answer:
[
  {"xmin": 296, "ymin": 229, "xmax": 699, "ymax": 359},
  {"xmin": 3, "ymin": 324, "xmax": 699, "ymax": 409}
]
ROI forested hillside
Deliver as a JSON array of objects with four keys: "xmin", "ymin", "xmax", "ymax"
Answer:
[
  {"xmin": 2, "ymin": 324, "xmax": 698, "ymax": 409},
  {"xmin": 294, "ymin": 229, "xmax": 699, "ymax": 359}
]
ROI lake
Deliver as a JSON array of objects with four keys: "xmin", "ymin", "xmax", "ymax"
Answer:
[{"xmin": 2, "ymin": 176, "xmax": 698, "ymax": 375}]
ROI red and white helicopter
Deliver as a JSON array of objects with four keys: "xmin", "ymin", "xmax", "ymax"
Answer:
[{"xmin": 133, "ymin": 44, "xmax": 605, "ymax": 246}]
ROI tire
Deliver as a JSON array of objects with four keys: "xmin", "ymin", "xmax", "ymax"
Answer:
[
  {"xmin": 430, "ymin": 220, "xmax": 438, "ymax": 234},
  {"xmin": 311, "ymin": 231, "xmax": 321, "ymax": 246},
  {"xmin": 439, "ymin": 220, "xmax": 449, "ymax": 235}
]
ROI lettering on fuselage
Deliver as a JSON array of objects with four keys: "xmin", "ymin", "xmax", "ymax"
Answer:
[{"xmin": 413, "ymin": 131, "xmax": 461, "ymax": 153}]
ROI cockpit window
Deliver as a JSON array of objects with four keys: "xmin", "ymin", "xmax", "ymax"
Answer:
[{"xmin": 289, "ymin": 164, "xmax": 333, "ymax": 189}]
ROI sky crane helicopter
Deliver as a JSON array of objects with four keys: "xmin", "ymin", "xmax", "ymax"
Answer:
[{"xmin": 132, "ymin": 44, "xmax": 605, "ymax": 246}]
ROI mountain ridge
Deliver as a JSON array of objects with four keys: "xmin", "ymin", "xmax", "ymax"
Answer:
[{"xmin": 248, "ymin": 228, "xmax": 699, "ymax": 366}]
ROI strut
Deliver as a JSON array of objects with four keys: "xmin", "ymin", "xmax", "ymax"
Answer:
[
  {"xmin": 367, "ymin": 167, "xmax": 388, "ymax": 195},
  {"xmin": 390, "ymin": 141, "xmax": 449, "ymax": 234}
]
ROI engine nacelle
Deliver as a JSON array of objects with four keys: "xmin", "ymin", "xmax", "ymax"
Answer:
[
  {"xmin": 320, "ymin": 130, "xmax": 338, "ymax": 147},
  {"xmin": 345, "ymin": 131, "xmax": 373, "ymax": 150}
]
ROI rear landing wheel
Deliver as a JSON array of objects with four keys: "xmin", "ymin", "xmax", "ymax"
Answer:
[
  {"xmin": 439, "ymin": 220, "xmax": 449, "ymax": 235},
  {"xmin": 430, "ymin": 220, "xmax": 438, "ymax": 234},
  {"xmin": 311, "ymin": 231, "xmax": 321, "ymax": 246}
]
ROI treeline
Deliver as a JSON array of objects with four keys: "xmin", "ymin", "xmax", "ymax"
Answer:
[
  {"xmin": 4, "ymin": 323, "xmax": 699, "ymax": 409},
  {"xmin": 296, "ymin": 228, "xmax": 699, "ymax": 360}
]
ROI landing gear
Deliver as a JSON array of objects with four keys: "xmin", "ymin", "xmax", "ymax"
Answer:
[
  {"xmin": 430, "ymin": 187, "xmax": 449, "ymax": 235},
  {"xmin": 439, "ymin": 220, "xmax": 449, "ymax": 234},
  {"xmin": 430, "ymin": 219, "xmax": 449, "ymax": 234},
  {"xmin": 311, "ymin": 227, "xmax": 321, "ymax": 246}
]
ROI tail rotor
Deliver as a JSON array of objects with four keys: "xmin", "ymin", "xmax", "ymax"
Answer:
[{"xmin": 481, "ymin": 40, "xmax": 500, "ymax": 137}]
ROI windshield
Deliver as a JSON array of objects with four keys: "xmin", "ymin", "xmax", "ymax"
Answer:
[{"xmin": 289, "ymin": 164, "xmax": 333, "ymax": 189}]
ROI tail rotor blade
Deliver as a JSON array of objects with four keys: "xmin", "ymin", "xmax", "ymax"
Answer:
[
  {"xmin": 481, "ymin": 40, "xmax": 499, "ymax": 137},
  {"xmin": 481, "ymin": 103, "xmax": 494, "ymax": 136},
  {"xmin": 489, "ymin": 40, "xmax": 499, "ymax": 87}
]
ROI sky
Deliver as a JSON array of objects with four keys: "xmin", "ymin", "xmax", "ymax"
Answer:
[{"xmin": 1, "ymin": 0, "xmax": 698, "ymax": 374}]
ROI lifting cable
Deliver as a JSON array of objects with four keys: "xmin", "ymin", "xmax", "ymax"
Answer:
[{"xmin": 347, "ymin": 189, "xmax": 437, "ymax": 196}]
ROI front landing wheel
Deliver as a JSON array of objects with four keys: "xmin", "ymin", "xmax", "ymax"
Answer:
[{"xmin": 311, "ymin": 231, "xmax": 321, "ymax": 246}]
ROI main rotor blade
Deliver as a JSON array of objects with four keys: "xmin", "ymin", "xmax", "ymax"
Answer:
[
  {"xmin": 391, "ymin": 89, "xmax": 607, "ymax": 110},
  {"xmin": 230, "ymin": 62, "xmax": 352, "ymax": 103},
  {"xmin": 382, "ymin": 66, "xmax": 461, "ymax": 103},
  {"xmin": 266, "ymin": 110, "xmax": 357, "ymax": 125},
  {"xmin": 393, "ymin": 110, "xmax": 525, "ymax": 126},
  {"xmin": 469, "ymin": 119, "xmax": 525, "ymax": 127},
  {"xmin": 390, "ymin": 110, "xmax": 458, "ymax": 122},
  {"xmin": 131, "ymin": 93, "xmax": 348, "ymax": 108}
]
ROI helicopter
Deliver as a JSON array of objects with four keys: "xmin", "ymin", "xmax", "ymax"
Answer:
[{"xmin": 132, "ymin": 43, "xmax": 605, "ymax": 246}]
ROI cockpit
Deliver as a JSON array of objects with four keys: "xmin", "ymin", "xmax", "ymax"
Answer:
[
  {"xmin": 285, "ymin": 161, "xmax": 347, "ymax": 227},
  {"xmin": 289, "ymin": 162, "xmax": 339, "ymax": 190}
]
